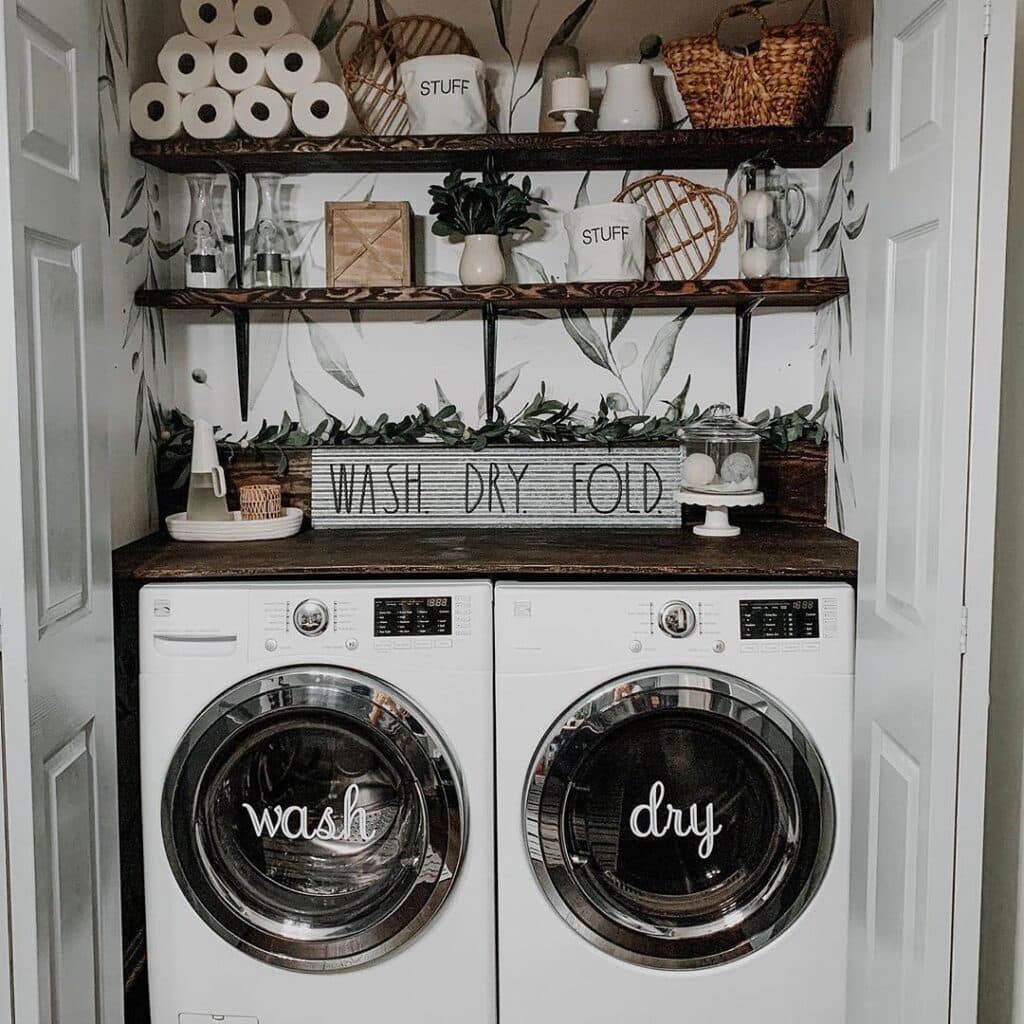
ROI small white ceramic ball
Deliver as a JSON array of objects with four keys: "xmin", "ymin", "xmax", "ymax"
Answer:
[
  {"xmin": 741, "ymin": 245, "xmax": 773, "ymax": 278},
  {"xmin": 681, "ymin": 452, "xmax": 717, "ymax": 488},
  {"xmin": 740, "ymin": 188, "xmax": 773, "ymax": 222},
  {"xmin": 721, "ymin": 451, "xmax": 756, "ymax": 484}
]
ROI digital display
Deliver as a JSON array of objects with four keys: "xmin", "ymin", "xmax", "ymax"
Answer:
[
  {"xmin": 740, "ymin": 599, "xmax": 820, "ymax": 640},
  {"xmin": 374, "ymin": 597, "xmax": 453, "ymax": 637}
]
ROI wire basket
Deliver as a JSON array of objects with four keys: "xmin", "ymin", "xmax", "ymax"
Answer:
[
  {"xmin": 663, "ymin": 4, "xmax": 839, "ymax": 128},
  {"xmin": 614, "ymin": 175, "xmax": 738, "ymax": 281},
  {"xmin": 336, "ymin": 15, "xmax": 480, "ymax": 136}
]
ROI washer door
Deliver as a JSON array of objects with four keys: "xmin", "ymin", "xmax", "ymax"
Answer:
[
  {"xmin": 525, "ymin": 670, "xmax": 835, "ymax": 970},
  {"xmin": 163, "ymin": 666, "xmax": 465, "ymax": 972}
]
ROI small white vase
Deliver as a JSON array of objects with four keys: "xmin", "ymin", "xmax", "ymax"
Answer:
[
  {"xmin": 597, "ymin": 63, "xmax": 661, "ymax": 131},
  {"xmin": 460, "ymin": 234, "xmax": 506, "ymax": 285}
]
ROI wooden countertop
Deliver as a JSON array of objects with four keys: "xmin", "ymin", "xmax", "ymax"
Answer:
[{"xmin": 112, "ymin": 524, "xmax": 858, "ymax": 584}]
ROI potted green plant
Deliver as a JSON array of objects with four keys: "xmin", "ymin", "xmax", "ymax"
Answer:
[{"xmin": 428, "ymin": 170, "xmax": 547, "ymax": 285}]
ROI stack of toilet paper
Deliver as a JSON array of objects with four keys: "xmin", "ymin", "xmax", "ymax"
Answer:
[{"xmin": 130, "ymin": 0, "xmax": 356, "ymax": 142}]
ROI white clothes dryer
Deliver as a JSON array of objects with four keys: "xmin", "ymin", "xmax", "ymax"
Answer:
[
  {"xmin": 495, "ymin": 582, "xmax": 854, "ymax": 1024},
  {"xmin": 140, "ymin": 581, "xmax": 494, "ymax": 1024}
]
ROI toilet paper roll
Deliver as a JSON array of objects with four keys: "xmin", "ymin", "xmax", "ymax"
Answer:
[
  {"xmin": 292, "ymin": 81, "xmax": 356, "ymax": 137},
  {"xmin": 158, "ymin": 34, "xmax": 216, "ymax": 93},
  {"xmin": 181, "ymin": 0, "xmax": 236, "ymax": 44},
  {"xmin": 214, "ymin": 35, "xmax": 269, "ymax": 93},
  {"xmin": 235, "ymin": 0, "xmax": 296, "ymax": 47},
  {"xmin": 130, "ymin": 82, "xmax": 184, "ymax": 141},
  {"xmin": 266, "ymin": 34, "xmax": 323, "ymax": 97},
  {"xmin": 235, "ymin": 85, "xmax": 293, "ymax": 138},
  {"xmin": 182, "ymin": 87, "xmax": 237, "ymax": 139}
]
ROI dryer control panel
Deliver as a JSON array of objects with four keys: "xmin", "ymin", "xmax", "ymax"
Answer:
[{"xmin": 496, "ymin": 583, "xmax": 854, "ymax": 677}]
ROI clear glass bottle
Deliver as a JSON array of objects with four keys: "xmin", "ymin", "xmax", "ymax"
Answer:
[
  {"xmin": 679, "ymin": 405, "xmax": 761, "ymax": 495},
  {"xmin": 247, "ymin": 173, "xmax": 296, "ymax": 287},
  {"xmin": 184, "ymin": 174, "xmax": 228, "ymax": 289}
]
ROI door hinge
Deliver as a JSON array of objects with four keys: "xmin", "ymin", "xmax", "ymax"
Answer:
[
  {"xmin": 960, "ymin": 606, "xmax": 969, "ymax": 655},
  {"xmin": 984, "ymin": 0, "xmax": 992, "ymax": 38}
]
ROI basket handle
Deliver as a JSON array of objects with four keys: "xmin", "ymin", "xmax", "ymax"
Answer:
[
  {"xmin": 712, "ymin": 4, "xmax": 769, "ymax": 41},
  {"xmin": 334, "ymin": 19, "xmax": 375, "ymax": 68},
  {"xmin": 701, "ymin": 184, "xmax": 739, "ymax": 238}
]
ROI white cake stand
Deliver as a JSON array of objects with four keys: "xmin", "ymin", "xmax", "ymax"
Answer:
[
  {"xmin": 676, "ymin": 488, "xmax": 765, "ymax": 537},
  {"xmin": 550, "ymin": 107, "xmax": 589, "ymax": 133}
]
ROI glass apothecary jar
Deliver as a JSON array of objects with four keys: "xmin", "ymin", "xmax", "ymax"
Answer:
[{"xmin": 678, "ymin": 406, "xmax": 761, "ymax": 495}]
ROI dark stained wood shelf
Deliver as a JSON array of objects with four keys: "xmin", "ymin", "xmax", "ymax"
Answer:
[
  {"xmin": 135, "ymin": 277, "xmax": 849, "ymax": 313},
  {"xmin": 131, "ymin": 126, "xmax": 854, "ymax": 175},
  {"xmin": 112, "ymin": 524, "xmax": 858, "ymax": 584}
]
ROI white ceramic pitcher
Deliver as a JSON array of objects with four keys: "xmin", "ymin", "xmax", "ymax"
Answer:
[{"xmin": 597, "ymin": 64, "xmax": 661, "ymax": 131}]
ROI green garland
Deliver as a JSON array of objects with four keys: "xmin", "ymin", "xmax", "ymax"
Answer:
[{"xmin": 156, "ymin": 382, "xmax": 828, "ymax": 490}]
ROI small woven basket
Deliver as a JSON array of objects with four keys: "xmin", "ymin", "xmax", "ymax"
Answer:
[
  {"xmin": 337, "ymin": 15, "xmax": 479, "ymax": 135},
  {"xmin": 239, "ymin": 484, "xmax": 283, "ymax": 521},
  {"xmin": 663, "ymin": 4, "xmax": 839, "ymax": 128}
]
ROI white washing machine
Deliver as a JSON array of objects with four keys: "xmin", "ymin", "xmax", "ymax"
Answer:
[
  {"xmin": 495, "ymin": 582, "xmax": 854, "ymax": 1023},
  {"xmin": 140, "ymin": 581, "xmax": 495, "ymax": 1024}
]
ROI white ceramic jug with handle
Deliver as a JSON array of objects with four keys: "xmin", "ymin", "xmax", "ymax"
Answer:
[{"xmin": 186, "ymin": 418, "xmax": 232, "ymax": 521}]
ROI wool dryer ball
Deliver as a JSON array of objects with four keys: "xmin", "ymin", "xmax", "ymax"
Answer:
[{"xmin": 681, "ymin": 452, "xmax": 717, "ymax": 488}]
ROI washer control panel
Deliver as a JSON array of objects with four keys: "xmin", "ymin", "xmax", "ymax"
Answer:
[
  {"xmin": 254, "ymin": 590, "xmax": 472, "ymax": 657},
  {"xmin": 293, "ymin": 598, "xmax": 330, "ymax": 637},
  {"xmin": 658, "ymin": 600, "xmax": 697, "ymax": 638}
]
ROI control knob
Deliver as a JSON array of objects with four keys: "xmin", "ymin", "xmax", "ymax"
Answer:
[
  {"xmin": 658, "ymin": 600, "xmax": 696, "ymax": 638},
  {"xmin": 293, "ymin": 599, "xmax": 329, "ymax": 637}
]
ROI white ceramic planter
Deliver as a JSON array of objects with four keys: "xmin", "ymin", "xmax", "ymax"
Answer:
[
  {"xmin": 459, "ymin": 234, "xmax": 506, "ymax": 285},
  {"xmin": 597, "ymin": 63, "xmax": 661, "ymax": 131}
]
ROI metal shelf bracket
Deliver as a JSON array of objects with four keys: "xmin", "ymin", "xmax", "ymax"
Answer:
[
  {"xmin": 220, "ymin": 164, "xmax": 250, "ymax": 421},
  {"xmin": 735, "ymin": 297, "xmax": 766, "ymax": 417},
  {"xmin": 483, "ymin": 302, "xmax": 498, "ymax": 423}
]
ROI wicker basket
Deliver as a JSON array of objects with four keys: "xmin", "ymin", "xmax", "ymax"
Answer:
[
  {"xmin": 239, "ymin": 483, "xmax": 283, "ymax": 521},
  {"xmin": 663, "ymin": 4, "xmax": 839, "ymax": 128}
]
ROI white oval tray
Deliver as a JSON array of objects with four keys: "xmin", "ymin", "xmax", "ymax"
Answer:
[{"xmin": 166, "ymin": 508, "xmax": 303, "ymax": 542}]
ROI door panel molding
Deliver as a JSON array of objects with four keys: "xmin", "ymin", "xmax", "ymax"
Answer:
[
  {"xmin": 15, "ymin": 4, "xmax": 78, "ymax": 180},
  {"xmin": 23, "ymin": 227, "xmax": 90, "ymax": 634}
]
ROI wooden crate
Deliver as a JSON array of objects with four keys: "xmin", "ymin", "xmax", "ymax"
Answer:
[{"xmin": 325, "ymin": 201, "xmax": 413, "ymax": 287}]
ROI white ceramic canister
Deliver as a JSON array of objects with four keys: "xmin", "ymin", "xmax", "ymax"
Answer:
[
  {"xmin": 400, "ymin": 54, "xmax": 488, "ymax": 135},
  {"xmin": 597, "ymin": 63, "xmax": 661, "ymax": 131},
  {"xmin": 564, "ymin": 202, "xmax": 648, "ymax": 282},
  {"xmin": 459, "ymin": 234, "xmax": 506, "ymax": 286}
]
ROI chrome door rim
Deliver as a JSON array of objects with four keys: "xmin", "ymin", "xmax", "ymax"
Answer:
[
  {"xmin": 523, "ymin": 669, "xmax": 835, "ymax": 971},
  {"xmin": 163, "ymin": 666, "xmax": 466, "ymax": 972}
]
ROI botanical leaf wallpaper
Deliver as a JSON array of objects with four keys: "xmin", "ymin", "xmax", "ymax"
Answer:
[{"xmin": 100, "ymin": 0, "xmax": 865, "ymax": 541}]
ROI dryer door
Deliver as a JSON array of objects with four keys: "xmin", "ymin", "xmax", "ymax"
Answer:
[
  {"xmin": 162, "ymin": 667, "xmax": 465, "ymax": 972},
  {"xmin": 525, "ymin": 669, "xmax": 835, "ymax": 970}
]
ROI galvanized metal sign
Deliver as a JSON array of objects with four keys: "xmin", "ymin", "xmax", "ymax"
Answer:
[{"xmin": 311, "ymin": 447, "xmax": 681, "ymax": 528}]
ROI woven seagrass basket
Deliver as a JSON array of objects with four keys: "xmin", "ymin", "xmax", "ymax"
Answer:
[{"xmin": 663, "ymin": 3, "xmax": 839, "ymax": 128}]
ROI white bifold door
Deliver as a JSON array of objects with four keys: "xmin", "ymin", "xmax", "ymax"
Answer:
[
  {"xmin": 0, "ymin": 0, "xmax": 123, "ymax": 1019},
  {"xmin": 850, "ymin": 0, "xmax": 1009, "ymax": 1022}
]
